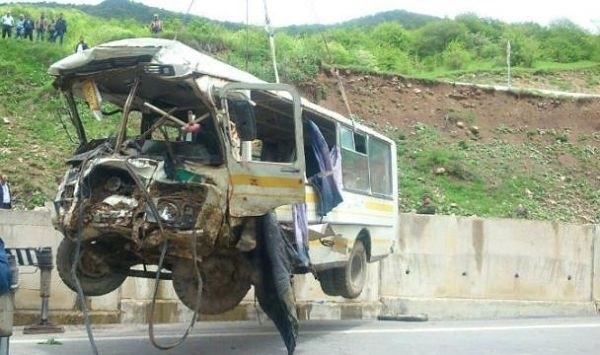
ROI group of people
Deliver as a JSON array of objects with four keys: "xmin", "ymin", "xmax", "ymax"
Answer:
[{"xmin": 1, "ymin": 10, "xmax": 67, "ymax": 44}]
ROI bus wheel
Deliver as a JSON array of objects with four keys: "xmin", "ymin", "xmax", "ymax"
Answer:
[
  {"xmin": 172, "ymin": 252, "xmax": 252, "ymax": 315},
  {"xmin": 318, "ymin": 239, "xmax": 367, "ymax": 299},
  {"xmin": 339, "ymin": 239, "xmax": 368, "ymax": 298},
  {"xmin": 57, "ymin": 238, "xmax": 128, "ymax": 296}
]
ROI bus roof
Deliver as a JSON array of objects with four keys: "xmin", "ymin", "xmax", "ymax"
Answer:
[{"xmin": 48, "ymin": 38, "xmax": 394, "ymax": 145}]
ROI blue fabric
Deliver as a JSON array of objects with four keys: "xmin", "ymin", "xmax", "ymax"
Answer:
[
  {"xmin": 0, "ymin": 238, "xmax": 11, "ymax": 295},
  {"xmin": 306, "ymin": 121, "xmax": 343, "ymax": 217},
  {"xmin": 292, "ymin": 203, "xmax": 309, "ymax": 268}
]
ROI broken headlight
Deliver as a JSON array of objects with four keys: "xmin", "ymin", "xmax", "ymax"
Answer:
[
  {"xmin": 157, "ymin": 201, "xmax": 179, "ymax": 223},
  {"xmin": 105, "ymin": 176, "xmax": 122, "ymax": 192}
]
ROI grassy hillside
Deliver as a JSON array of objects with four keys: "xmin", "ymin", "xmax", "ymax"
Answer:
[{"xmin": 0, "ymin": 2, "xmax": 598, "ymax": 222}]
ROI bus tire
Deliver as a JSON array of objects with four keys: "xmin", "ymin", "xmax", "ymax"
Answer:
[
  {"xmin": 172, "ymin": 252, "xmax": 252, "ymax": 315},
  {"xmin": 337, "ymin": 239, "xmax": 368, "ymax": 299},
  {"xmin": 317, "ymin": 239, "xmax": 367, "ymax": 299},
  {"xmin": 57, "ymin": 238, "xmax": 127, "ymax": 296}
]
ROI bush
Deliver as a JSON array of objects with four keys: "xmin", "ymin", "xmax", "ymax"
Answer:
[
  {"xmin": 414, "ymin": 19, "xmax": 468, "ymax": 57},
  {"xmin": 353, "ymin": 49, "xmax": 379, "ymax": 71},
  {"xmin": 504, "ymin": 31, "xmax": 540, "ymax": 67},
  {"xmin": 541, "ymin": 19, "xmax": 592, "ymax": 62},
  {"xmin": 441, "ymin": 41, "xmax": 472, "ymax": 70},
  {"xmin": 374, "ymin": 47, "xmax": 415, "ymax": 73}
]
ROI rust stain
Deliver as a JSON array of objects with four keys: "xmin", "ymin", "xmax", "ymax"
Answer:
[
  {"xmin": 410, "ymin": 214, "xmax": 430, "ymax": 240},
  {"xmin": 472, "ymin": 219, "xmax": 484, "ymax": 273}
]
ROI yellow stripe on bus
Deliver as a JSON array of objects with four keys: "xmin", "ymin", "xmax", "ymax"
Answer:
[
  {"xmin": 305, "ymin": 192, "xmax": 394, "ymax": 213},
  {"xmin": 230, "ymin": 174, "xmax": 303, "ymax": 188},
  {"xmin": 365, "ymin": 200, "xmax": 395, "ymax": 213}
]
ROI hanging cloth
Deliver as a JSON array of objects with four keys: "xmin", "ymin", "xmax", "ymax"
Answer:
[
  {"xmin": 292, "ymin": 203, "xmax": 309, "ymax": 269},
  {"xmin": 306, "ymin": 120, "xmax": 343, "ymax": 216}
]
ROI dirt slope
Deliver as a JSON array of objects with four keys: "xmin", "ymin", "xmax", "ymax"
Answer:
[{"xmin": 307, "ymin": 71, "xmax": 600, "ymax": 140}]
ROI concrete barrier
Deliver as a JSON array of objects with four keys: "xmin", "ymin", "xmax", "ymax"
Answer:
[
  {"xmin": 1, "ymin": 208, "xmax": 598, "ymax": 324},
  {"xmin": 379, "ymin": 214, "xmax": 598, "ymax": 319}
]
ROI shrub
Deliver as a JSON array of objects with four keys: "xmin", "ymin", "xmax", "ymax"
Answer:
[{"xmin": 441, "ymin": 41, "xmax": 472, "ymax": 70}]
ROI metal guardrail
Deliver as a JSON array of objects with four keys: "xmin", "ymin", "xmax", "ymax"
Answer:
[{"xmin": 5, "ymin": 248, "xmax": 39, "ymax": 267}]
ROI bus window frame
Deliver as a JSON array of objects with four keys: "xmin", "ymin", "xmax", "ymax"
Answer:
[{"xmin": 337, "ymin": 123, "xmax": 394, "ymax": 201}]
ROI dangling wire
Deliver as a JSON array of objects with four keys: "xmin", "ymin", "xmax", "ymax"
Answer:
[
  {"xmin": 72, "ymin": 149, "xmax": 112, "ymax": 355},
  {"xmin": 173, "ymin": 0, "xmax": 196, "ymax": 42},
  {"xmin": 123, "ymin": 162, "xmax": 202, "ymax": 351},
  {"xmin": 308, "ymin": 0, "xmax": 356, "ymax": 129},
  {"xmin": 58, "ymin": 95, "xmax": 76, "ymax": 144},
  {"xmin": 262, "ymin": 0, "xmax": 280, "ymax": 83}
]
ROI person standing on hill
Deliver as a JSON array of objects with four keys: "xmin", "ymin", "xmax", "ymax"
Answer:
[
  {"xmin": 416, "ymin": 195, "xmax": 437, "ymax": 215},
  {"xmin": 23, "ymin": 14, "xmax": 34, "ymax": 41},
  {"xmin": 47, "ymin": 18, "xmax": 55, "ymax": 42},
  {"xmin": 15, "ymin": 14, "xmax": 24, "ymax": 39},
  {"xmin": 0, "ymin": 175, "xmax": 12, "ymax": 210},
  {"xmin": 51, "ymin": 13, "xmax": 67, "ymax": 44},
  {"xmin": 149, "ymin": 14, "xmax": 162, "ymax": 34},
  {"xmin": 35, "ymin": 13, "xmax": 48, "ymax": 41},
  {"xmin": 75, "ymin": 36, "xmax": 88, "ymax": 53},
  {"xmin": 1, "ymin": 11, "xmax": 14, "ymax": 39}
]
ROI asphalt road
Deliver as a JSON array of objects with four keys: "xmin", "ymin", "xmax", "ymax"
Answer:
[{"xmin": 9, "ymin": 317, "xmax": 600, "ymax": 355}]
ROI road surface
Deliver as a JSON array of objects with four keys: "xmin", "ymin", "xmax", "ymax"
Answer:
[{"xmin": 10, "ymin": 317, "xmax": 600, "ymax": 354}]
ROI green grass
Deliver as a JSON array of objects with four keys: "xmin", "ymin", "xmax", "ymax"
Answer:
[{"xmin": 396, "ymin": 123, "xmax": 599, "ymax": 222}]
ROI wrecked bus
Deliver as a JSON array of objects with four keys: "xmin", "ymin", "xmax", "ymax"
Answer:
[{"xmin": 48, "ymin": 38, "xmax": 397, "ymax": 350}]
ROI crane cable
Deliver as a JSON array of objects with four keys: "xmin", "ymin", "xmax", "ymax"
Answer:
[
  {"xmin": 262, "ymin": 0, "xmax": 280, "ymax": 83},
  {"xmin": 245, "ymin": 0, "xmax": 250, "ymax": 71},
  {"xmin": 173, "ymin": 0, "xmax": 196, "ymax": 42},
  {"xmin": 308, "ymin": 0, "xmax": 356, "ymax": 129},
  {"xmin": 72, "ymin": 152, "xmax": 101, "ymax": 355},
  {"xmin": 150, "ymin": 1, "xmax": 205, "ymax": 347}
]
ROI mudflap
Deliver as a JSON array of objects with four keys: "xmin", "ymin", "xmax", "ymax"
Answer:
[{"xmin": 250, "ymin": 211, "xmax": 300, "ymax": 355}]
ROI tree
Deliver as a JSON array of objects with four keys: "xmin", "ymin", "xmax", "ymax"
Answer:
[
  {"xmin": 414, "ymin": 19, "xmax": 468, "ymax": 57},
  {"xmin": 503, "ymin": 28, "xmax": 540, "ymax": 67},
  {"xmin": 541, "ymin": 19, "xmax": 592, "ymax": 62},
  {"xmin": 441, "ymin": 41, "xmax": 472, "ymax": 70},
  {"xmin": 370, "ymin": 22, "xmax": 410, "ymax": 50}
]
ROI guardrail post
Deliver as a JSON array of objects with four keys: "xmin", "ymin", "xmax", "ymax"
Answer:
[{"xmin": 23, "ymin": 247, "xmax": 64, "ymax": 334}]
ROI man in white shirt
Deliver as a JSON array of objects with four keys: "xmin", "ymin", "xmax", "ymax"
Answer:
[
  {"xmin": 0, "ymin": 175, "xmax": 11, "ymax": 209},
  {"xmin": 75, "ymin": 36, "xmax": 88, "ymax": 53},
  {"xmin": 1, "ymin": 11, "xmax": 14, "ymax": 39}
]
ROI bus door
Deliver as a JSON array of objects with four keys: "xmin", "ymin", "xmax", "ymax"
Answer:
[{"xmin": 220, "ymin": 83, "xmax": 305, "ymax": 217}]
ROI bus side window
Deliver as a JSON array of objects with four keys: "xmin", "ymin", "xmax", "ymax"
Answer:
[
  {"xmin": 368, "ymin": 137, "xmax": 392, "ymax": 196},
  {"xmin": 340, "ymin": 126, "xmax": 370, "ymax": 192}
]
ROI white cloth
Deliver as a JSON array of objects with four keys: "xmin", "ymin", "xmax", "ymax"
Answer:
[
  {"xmin": 2, "ymin": 15, "xmax": 14, "ymax": 27},
  {"xmin": 1, "ymin": 184, "xmax": 9, "ymax": 204},
  {"xmin": 76, "ymin": 43, "xmax": 85, "ymax": 53}
]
